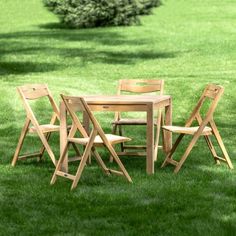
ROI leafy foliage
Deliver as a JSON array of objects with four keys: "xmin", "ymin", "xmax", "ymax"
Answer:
[
  {"xmin": 137, "ymin": 0, "xmax": 161, "ymax": 15},
  {"xmin": 43, "ymin": 0, "xmax": 139, "ymax": 28},
  {"xmin": 43, "ymin": 0, "xmax": 161, "ymax": 28}
]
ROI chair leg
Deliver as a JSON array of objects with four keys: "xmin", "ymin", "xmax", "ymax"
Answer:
[
  {"xmin": 38, "ymin": 132, "xmax": 51, "ymax": 161},
  {"xmin": 204, "ymin": 135, "xmax": 221, "ymax": 165},
  {"xmin": 36, "ymin": 129, "xmax": 57, "ymax": 166},
  {"xmin": 67, "ymin": 123, "xmax": 81, "ymax": 157},
  {"xmin": 71, "ymin": 143, "xmax": 81, "ymax": 157},
  {"xmin": 211, "ymin": 122, "xmax": 234, "ymax": 169},
  {"xmin": 110, "ymin": 124, "xmax": 118, "ymax": 162},
  {"xmin": 161, "ymin": 134, "xmax": 184, "ymax": 168},
  {"xmin": 40, "ymin": 131, "xmax": 81, "ymax": 164},
  {"xmin": 71, "ymin": 131, "xmax": 97, "ymax": 190},
  {"xmin": 154, "ymin": 111, "xmax": 162, "ymax": 161},
  {"xmin": 91, "ymin": 147, "xmax": 110, "ymax": 175},
  {"xmin": 11, "ymin": 118, "xmax": 31, "ymax": 166},
  {"xmin": 112, "ymin": 123, "xmax": 118, "ymax": 135},
  {"xmin": 106, "ymin": 143, "xmax": 132, "ymax": 183},
  {"xmin": 50, "ymin": 142, "xmax": 69, "ymax": 185},
  {"xmin": 161, "ymin": 124, "xmax": 167, "ymax": 154},
  {"xmin": 118, "ymin": 125, "xmax": 125, "ymax": 152},
  {"xmin": 110, "ymin": 124, "xmax": 123, "ymax": 163},
  {"xmin": 174, "ymin": 133, "xmax": 200, "ymax": 173}
]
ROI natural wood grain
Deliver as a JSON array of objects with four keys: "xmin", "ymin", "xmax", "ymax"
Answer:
[
  {"xmin": 12, "ymin": 84, "xmax": 60, "ymax": 166},
  {"xmin": 51, "ymin": 95, "xmax": 133, "ymax": 190},
  {"xmin": 59, "ymin": 94, "xmax": 172, "ymax": 175},
  {"xmin": 111, "ymin": 79, "xmax": 165, "ymax": 162},
  {"xmin": 161, "ymin": 84, "xmax": 233, "ymax": 173}
]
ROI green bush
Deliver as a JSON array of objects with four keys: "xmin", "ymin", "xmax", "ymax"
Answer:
[
  {"xmin": 43, "ymin": 0, "xmax": 161, "ymax": 28},
  {"xmin": 43, "ymin": 0, "xmax": 139, "ymax": 28},
  {"xmin": 137, "ymin": 0, "xmax": 161, "ymax": 15}
]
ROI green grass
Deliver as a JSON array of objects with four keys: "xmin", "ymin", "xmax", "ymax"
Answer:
[{"xmin": 1, "ymin": 0, "xmax": 236, "ymax": 235}]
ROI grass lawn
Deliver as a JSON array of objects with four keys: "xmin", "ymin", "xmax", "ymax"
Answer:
[{"xmin": 1, "ymin": 0, "xmax": 236, "ymax": 235}]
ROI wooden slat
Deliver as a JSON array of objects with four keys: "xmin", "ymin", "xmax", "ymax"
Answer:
[
  {"xmin": 204, "ymin": 84, "xmax": 223, "ymax": 99},
  {"xmin": 56, "ymin": 171, "xmax": 75, "ymax": 180},
  {"xmin": 18, "ymin": 152, "xmax": 41, "ymax": 160},
  {"xmin": 123, "ymin": 145, "xmax": 146, "ymax": 150},
  {"xmin": 68, "ymin": 156, "xmax": 82, "ymax": 162},
  {"xmin": 83, "ymin": 95, "xmax": 170, "ymax": 105},
  {"xmin": 121, "ymin": 84, "xmax": 162, "ymax": 93},
  {"xmin": 23, "ymin": 88, "xmax": 49, "ymax": 100},
  {"xmin": 109, "ymin": 169, "xmax": 124, "ymax": 176},
  {"xmin": 123, "ymin": 145, "xmax": 162, "ymax": 150},
  {"xmin": 117, "ymin": 151, "xmax": 146, "ymax": 156},
  {"xmin": 120, "ymin": 79, "xmax": 163, "ymax": 85},
  {"xmin": 20, "ymin": 84, "xmax": 48, "ymax": 91},
  {"xmin": 67, "ymin": 102, "xmax": 85, "ymax": 112},
  {"xmin": 62, "ymin": 96, "xmax": 85, "ymax": 111},
  {"xmin": 112, "ymin": 119, "xmax": 147, "ymax": 125},
  {"xmin": 120, "ymin": 79, "xmax": 163, "ymax": 93},
  {"xmin": 68, "ymin": 134, "xmax": 131, "ymax": 146},
  {"xmin": 89, "ymin": 104, "xmax": 148, "ymax": 112},
  {"xmin": 166, "ymin": 158, "xmax": 178, "ymax": 166},
  {"xmin": 215, "ymin": 156, "xmax": 227, "ymax": 162},
  {"xmin": 162, "ymin": 125, "xmax": 212, "ymax": 135},
  {"xmin": 29, "ymin": 124, "xmax": 60, "ymax": 133}
]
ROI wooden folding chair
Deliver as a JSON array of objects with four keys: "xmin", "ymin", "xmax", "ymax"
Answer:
[
  {"xmin": 161, "ymin": 84, "xmax": 234, "ymax": 173},
  {"xmin": 51, "ymin": 95, "xmax": 132, "ymax": 190},
  {"xmin": 111, "ymin": 79, "xmax": 164, "ymax": 161},
  {"xmin": 12, "ymin": 84, "xmax": 61, "ymax": 166}
]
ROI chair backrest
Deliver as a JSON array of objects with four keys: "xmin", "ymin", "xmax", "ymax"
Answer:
[
  {"xmin": 17, "ymin": 84, "xmax": 60, "ymax": 124},
  {"xmin": 61, "ymin": 95, "xmax": 108, "ymax": 141},
  {"xmin": 185, "ymin": 84, "xmax": 224, "ymax": 126},
  {"xmin": 118, "ymin": 79, "xmax": 164, "ymax": 95},
  {"xmin": 115, "ymin": 79, "xmax": 164, "ymax": 120}
]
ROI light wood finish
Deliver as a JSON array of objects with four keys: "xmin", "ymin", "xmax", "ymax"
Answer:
[
  {"xmin": 59, "ymin": 94, "xmax": 172, "ymax": 174},
  {"xmin": 162, "ymin": 126, "xmax": 212, "ymax": 135},
  {"xmin": 12, "ymin": 84, "xmax": 81, "ymax": 167},
  {"xmin": 111, "ymin": 79, "xmax": 164, "ymax": 161},
  {"xmin": 29, "ymin": 124, "xmax": 60, "ymax": 133},
  {"xmin": 161, "ymin": 84, "xmax": 233, "ymax": 173},
  {"xmin": 11, "ymin": 84, "xmax": 60, "ymax": 166},
  {"xmin": 51, "ymin": 95, "xmax": 133, "ymax": 190},
  {"xmin": 68, "ymin": 134, "xmax": 130, "ymax": 146}
]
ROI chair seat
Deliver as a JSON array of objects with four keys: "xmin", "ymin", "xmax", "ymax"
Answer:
[
  {"xmin": 68, "ymin": 134, "xmax": 131, "ymax": 146},
  {"xmin": 29, "ymin": 124, "xmax": 60, "ymax": 133},
  {"xmin": 162, "ymin": 125, "xmax": 212, "ymax": 135},
  {"xmin": 112, "ymin": 118, "xmax": 158, "ymax": 125}
]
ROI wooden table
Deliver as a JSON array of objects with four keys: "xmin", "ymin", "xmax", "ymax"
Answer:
[{"xmin": 60, "ymin": 95, "xmax": 172, "ymax": 174}]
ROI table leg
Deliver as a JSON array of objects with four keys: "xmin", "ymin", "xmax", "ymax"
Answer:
[
  {"xmin": 146, "ymin": 103, "xmax": 154, "ymax": 174},
  {"xmin": 164, "ymin": 99, "xmax": 172, "ymax": 154},
  {"xmin": 83, "ymin": 111, "xmax": 91, "ymax": 164},
  {"xmin": 83, "ymin": 111, "xmax": 90, "ymax": 134},
  {"xmin": 60, "ymin": 102, "xmax": 68, "ymax": 172}
]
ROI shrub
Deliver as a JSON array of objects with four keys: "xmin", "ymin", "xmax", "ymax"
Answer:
[
  {"xmin": 43, "ymin": 0, "xmax": 140, "ymax": 28},
  {"xmin": 137, "ymin": 0, "xmax": 161, "ymax": 15},
  {"xmin": 43, "ymin": 0, "xmax": 161, "ymax": 28}
]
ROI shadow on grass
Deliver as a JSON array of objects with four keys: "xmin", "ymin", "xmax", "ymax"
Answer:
[
  {"xmin": 0, "ymin": 155, "xmax": 235, "ymax": 235},
  {"xmin": 0, "ymin": 27, "xmax": 178, "ymax": 76},
  {"xmin": 38, "ymin": 22, "xmax": 70, "ymax": 30},
  {"xmin": 0, "ymin": 29, "xmax": 158, "ymax": 47},
  {"xmin": 58, "ymin": 47, "xmax": 176, "ymax": 65},
  {"xmin": 0, "ymin": 61, "xmax": 60, "ymax": 75}
]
